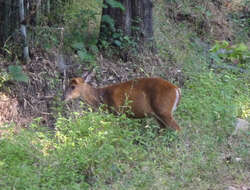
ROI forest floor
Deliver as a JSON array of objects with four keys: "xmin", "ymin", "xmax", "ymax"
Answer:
[
  {"xmin": 0, "ymin": 0, "xmax": 249, "ymax": 189},
  {"xmin": 0, "ymin": 0, "xmax": 248, "ymax": 131}
]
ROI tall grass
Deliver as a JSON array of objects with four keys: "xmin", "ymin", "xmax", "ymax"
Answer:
[
  {"xmin": 1, "ymin": 0, "xmax": 249, "ymax": 189},
  {"xmin": 1, "ymin": 67, "xmax": 249, "ymax": 189}
]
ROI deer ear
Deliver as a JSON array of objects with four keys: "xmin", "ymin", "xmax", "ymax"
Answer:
[
  {"xmin": 70, "ymin": 77, "xmax": 84, "ymax": 85},
  {"xmin": 82, "ymin": 69, "xmax": 95, "ymax": 83},
  {"xmin": 85, "ymin": 74, "xmax": 92, "ymax": 83},
  {"xmin": 82, "ymin": 71, "xmax": 92, "ymax": 83}
]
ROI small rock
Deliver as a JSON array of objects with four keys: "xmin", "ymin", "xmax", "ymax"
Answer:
[
  {"xmin": 233, "ymin": 118, "xmax": 249, "ymax": 135},
  {"xmin": 235, "ymin": 157, "xmax": 242, "ymax": 162},
  {"xmin": 108, "ymin": 76, "xmax": 115, "ymax": 81},
  {"xmin": 242, "ymin": 186, "xmax": 250, "ymax": 190},
  {"xmin": 227, "ymin": 186, "xmax": 237, "ymax": 190},
  {"xmin": 227, "ymin": 185, "xmax": 250, "ymax": 190}
]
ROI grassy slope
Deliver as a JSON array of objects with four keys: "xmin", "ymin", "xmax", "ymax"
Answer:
[{"xmin": 0, "ymin": 0, "xmax": 249, "ymax": 189}]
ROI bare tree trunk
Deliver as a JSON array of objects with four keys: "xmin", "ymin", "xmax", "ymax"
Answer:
[
  {"xmin": 19, "ymin": 0, "xmax": 30, "ymax": 63},
  {"xmin": 46, "ymin": 0, "xmax": 51, "ymax": 16},
  {"xmin": 131, "ymin": 0, "xmax": 154, "ymax": 50},
  {"xmin": 99, "ymin": 0, "xmax": 155, "ymax": 54},
  {"xmin": 3, "ymin": 0, "xmax": 11, "ymax": 45},
  {"xmin": 36, "ymin": 0, "xmax": 42, "ymax": 25}
]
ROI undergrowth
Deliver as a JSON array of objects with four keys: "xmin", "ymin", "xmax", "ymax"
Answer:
[
  {"xmin": 1, "ymin": 0, "xmax": 249, "ymax": 189},
  {"xmin": 0, "ymin": 111, "xmax": 146, "ymax": 189},
  {"xmin": 1, "ymin": 66, "xmax": 249, "ymax": 189}
]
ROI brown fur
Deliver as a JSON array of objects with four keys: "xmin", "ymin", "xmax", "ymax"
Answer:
[{"xmin": 64, "ymin": 77, "xmax": 181, "ymax": 131}]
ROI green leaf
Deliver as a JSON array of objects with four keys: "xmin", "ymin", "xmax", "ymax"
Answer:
[
  {"xmin": 78, "ymin": 50, "xmax": 87, "ymax": 61},
  {"xmin": 234, "ymin": 43, "xmax": 248, "ymax": 52},
  {"xmin": 220, "ymin": 40, "xmax": 229, "ymax": 49},
  {"xmin": 105, "ymin": 0, "xmax": 125, "ymax": 11},
  {"xmin": 77, "ymin": 50, "xmax": 95, "ymax": 62},
  {"xmin": 112, "ymin": 32, "xmax": 120, "ymax": 38},
  {"xmin": 101, "ymin": 15, "xmax": 115, "ymax": 30},
  {"xmin": 210, "ymin": 40, "xmax": 229, "ymax": 53},
  {"xmin": 210, "ymin": 52, "xmax": 222, "ymax": 63},
  {"xmin": 71, "ymin": 42, "xmax": 85, "ymax": 50},
  {"xmin": 114, "ymin": 40, "xmax": 121, "ymax": 47},
  {"xmin": 8, "ymin": 65, "xmax": 29, "ymax": 82}
]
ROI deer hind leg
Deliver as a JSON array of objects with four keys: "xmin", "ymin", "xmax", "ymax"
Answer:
[
  {"xmin": 155, "ymin": 112, "xmax": 181, "ymax": 131},
  {"xmin": 152, "ymin": 89, "xmax": 181, "ymax": 131}
]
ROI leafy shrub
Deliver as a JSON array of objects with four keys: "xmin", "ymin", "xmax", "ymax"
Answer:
[
  {"xmin": 0, "ymin": 111, "xmax": 146, "ymax": 189},
  {"xmin": 99, "ymin": 20, "xmax": 138, "ymax": 58},
  {"xmin": 54, "ymin": 110, "xmax": 145, "ymax": 182},
  {"xmin": 71, "ymin": 42, "xmax": 96, "ymax": 65},
  {"xmin": 210, "ymin": 40, "xmax": 250, "ymax": 68},
  {"xmin": 104, "ymin": 0, "xmax": 125, "ymax": 10},
  {"xmin": 0, "ymin": 71, "xmax": 10, "ymax": 88},
  {"xmin": 8, "ymin": 65, "xmax": 29, "ymax": 82},
  {"xmin": 98, "ymin": 1, "xmax": 138, "ymax": 58},
  {"xmin": 178, "ymin": 71, "xmax": 246, "ymax": 137}
]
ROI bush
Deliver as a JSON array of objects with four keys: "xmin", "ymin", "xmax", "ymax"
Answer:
[
  {"xmin": 0, "ymin": 111, "xmax": 146, "ymax": 189},
  {"xmin": 178, "ymin": 69, "xmax": 249, "ymax": 140}
]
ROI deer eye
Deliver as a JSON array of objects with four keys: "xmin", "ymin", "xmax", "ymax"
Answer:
[{"xmin": 71, "ymin": 86, "xmax": 75, "ymax": 90}]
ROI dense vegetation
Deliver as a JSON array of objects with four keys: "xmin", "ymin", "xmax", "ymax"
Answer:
[{"xmin": 0, "ymin": 0, "xmax": 249, "ymax": 189}]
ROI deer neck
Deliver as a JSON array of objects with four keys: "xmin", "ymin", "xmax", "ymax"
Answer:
[{"xmin": 80, "ymin": 83, "xmax": 100, "ymax": 107}]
